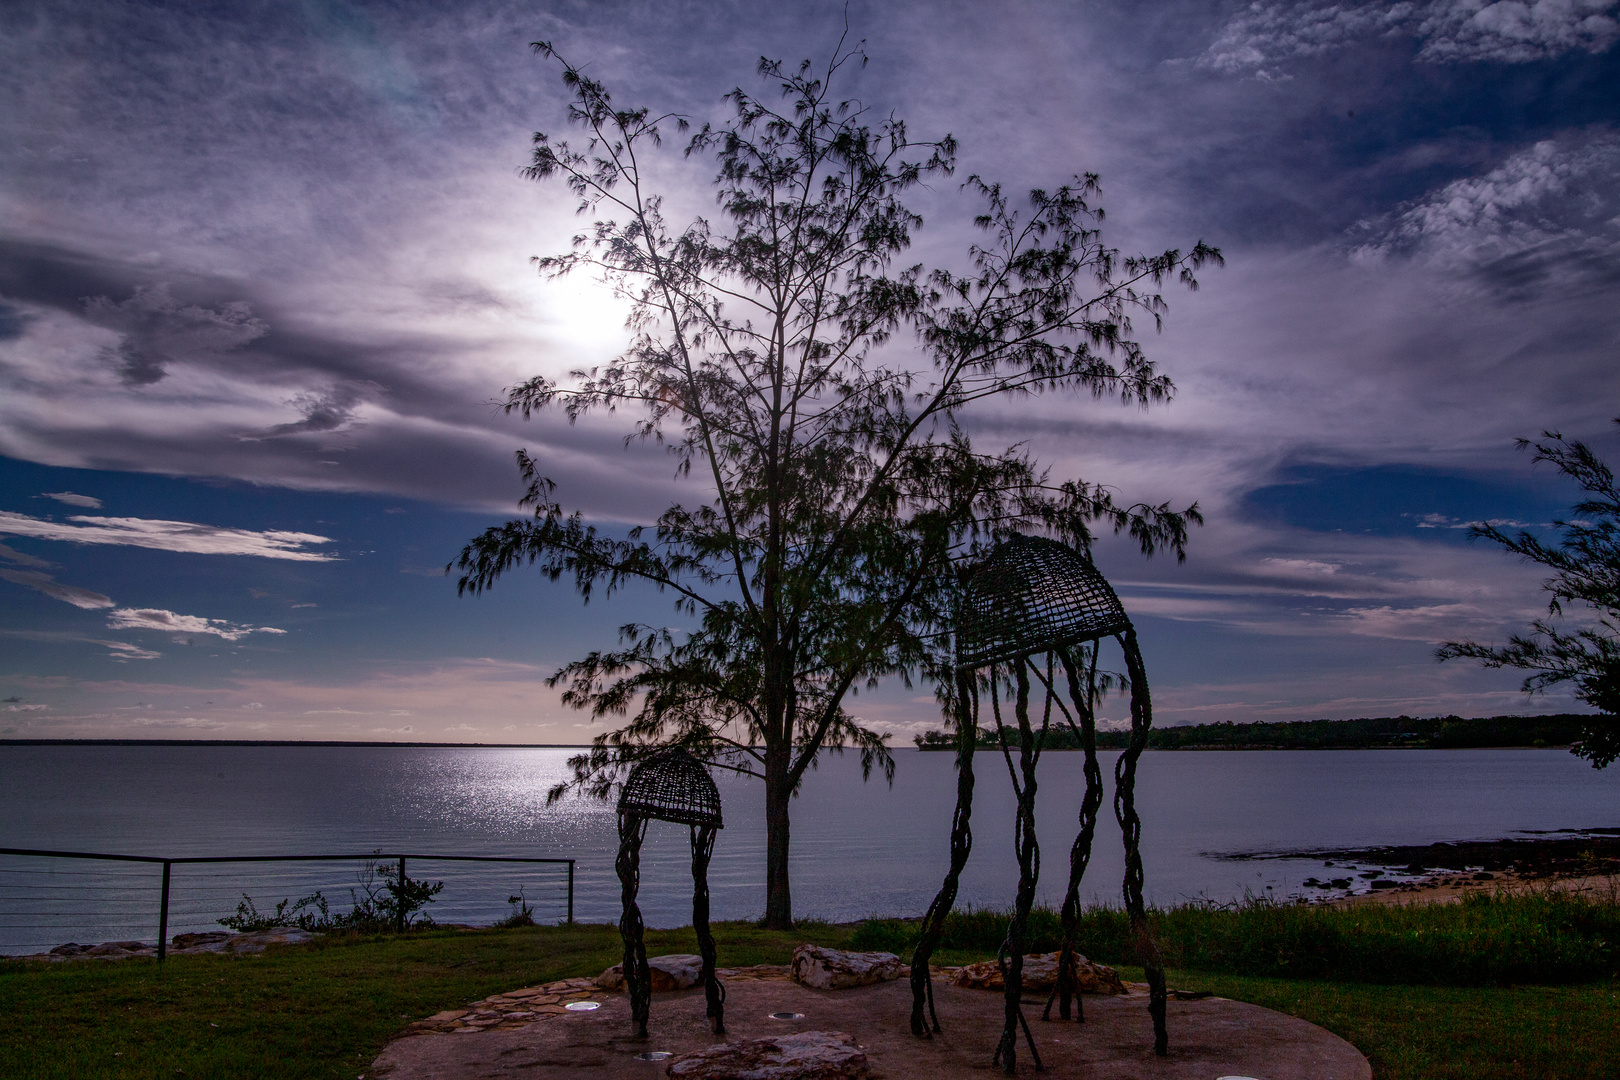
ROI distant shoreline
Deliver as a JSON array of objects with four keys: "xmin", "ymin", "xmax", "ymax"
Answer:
[{"xmin": 915, "ymin": 713, "xmax": 1598, "ymax": 753}]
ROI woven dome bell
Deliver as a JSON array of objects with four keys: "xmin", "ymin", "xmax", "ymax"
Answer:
[
  {"xmin": 955, "ymin": 534, "xmax": 1131, "ymax": 670},
  {"xmin": 618, "ymin": 749, "xmax": 724, "ymax": 828}
]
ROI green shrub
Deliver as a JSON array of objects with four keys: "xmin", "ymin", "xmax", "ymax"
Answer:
[
  {"xmin": 847, "ymin": 918, "xmax": 916, "ymax": 954},
  {"xmin": 933, "ymin": 889, "xmax": 1620, "ymax": 986},
  {"xmin": 218, "ymin": 857, "xmax": 445, "ymax": 935}
]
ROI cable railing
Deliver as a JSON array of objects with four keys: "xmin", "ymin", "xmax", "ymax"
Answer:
[{"xmin": 0, "ymin": 847, "xmax": 575, "ymax": 960}]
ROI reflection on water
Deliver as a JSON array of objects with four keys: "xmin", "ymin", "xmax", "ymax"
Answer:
[{"xmin": 2, "ymin": 745, "xmax": 1618, "ymax": 952}]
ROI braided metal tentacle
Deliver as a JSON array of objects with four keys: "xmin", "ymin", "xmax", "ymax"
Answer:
[
  {"xmin": 691, "ymin": 823, "xmax": 725, "ymax": 1034},
  {"xmin": 993, "ymin": 661, "xmax": 1044, "ymax": 1076},
  {"xmin": 931, "ymin": 534, "xmax": 1159, "ymax": 1065},
  {"xmin": 615, "ymin": 811, "xmax": 652, "ymax": 1037},
  {"xmin": 910, "ymin": 669, "xmax": 978, "ymax": 1038},
  {"xmin": 1044, "ymin": 642, "xmax": 1105, "ymax": 1024},
  {"xmin": 1115, "ymin": 627, "xmax": 1168, "ymax": 1056}
]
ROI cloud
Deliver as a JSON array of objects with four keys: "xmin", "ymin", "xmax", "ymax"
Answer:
[
  {"xmin": 0, "ymin": 568, "xmax": 115, "ymax": 609},
  {"xmin": 1261, "ymin": 557, "xmax": 1342, "ymax": 575},
  {"xmin": 1348, "ymin": 134, "xmax": 1620, "ymax": 288},
  {"xmin": 1195, "ymin": 2, "xmax": 1410, "ymax": 79},
  {"xmin": 1417, "ymin": 0, "xmax": 1620, "ymax": 63},
  {"xmin": 0, "ymin": 511, "xmax": 336, "ymax": 560},
  {"xmin": 0, "ymin": 541, "xmax": 52, "ymax": 568},
  {"xmin": 1197, "ymin": 1, "xmax": 1620, "ymax": 78},
  {"xmin": 81, "ymin": 284, "xmax": 267, "ymax": 386},
  {"xmin": 43, "ymin": 491, "xmax": 102, "ymax": 508},
  {"xmin": 0, "ymin": 629, "xmax": 162, "ymax": 660},
  {"xmin": 255, "ymin": 384, "xmax": 373, "ymax": 438},
  {"xmin": 106, "ymin": 608, "xmax": 287, "ymax": 642}
]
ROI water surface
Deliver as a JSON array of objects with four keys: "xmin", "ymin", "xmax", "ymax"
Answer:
[{"xmin": 2, "ymin": 745, "xmax": 1616, "ymax": 953}]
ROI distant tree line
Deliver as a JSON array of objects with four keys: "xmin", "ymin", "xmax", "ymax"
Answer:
[{"xmin": 912, "ymin": 714, "xmax": 1594, "ymax": 752}]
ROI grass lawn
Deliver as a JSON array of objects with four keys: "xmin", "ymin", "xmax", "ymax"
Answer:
[
  {"xmin": 2, "ymin": 921, "xmax": 1616, "ymax": 1079},
  {"xmin": 1162, "ymin": 968, "xmax": 1620, "ymax": 1080}
]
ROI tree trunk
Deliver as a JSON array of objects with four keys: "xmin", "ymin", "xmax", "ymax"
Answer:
[{"xmin": 761, "ymin": 744, "xmax": 794, "ymax": 929}]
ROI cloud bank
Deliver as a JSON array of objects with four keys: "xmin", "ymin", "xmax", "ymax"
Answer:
[
  {"xmin": 1199, "ymin": 1, "xmax": 1620, "ymax": 79},
  {"xmin": 106, "ymin": 607, "xmax": 286, "ymax": 642},
  {"xmin": 0, "ymin": 511, "xmax": 336, "ymax": 560}
]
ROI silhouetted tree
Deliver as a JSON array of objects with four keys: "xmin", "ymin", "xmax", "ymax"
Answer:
[
  {"xmin": 1439, "ymin": 420, "xmax": 1620, "ymax": 767},
  {"xmin": 456, "ymin": 35, "xmax": 1217, "ymax": 927}
]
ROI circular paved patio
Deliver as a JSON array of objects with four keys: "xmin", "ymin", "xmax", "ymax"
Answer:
[{"xmin": 368, "ymin": 975, "xmax": 1370, "ymax": 1080}]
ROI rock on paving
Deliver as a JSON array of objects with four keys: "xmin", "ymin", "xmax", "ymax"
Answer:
[{"xmin": 369, "ymin": 949, "xmax": 1369, "ymax": 1079}]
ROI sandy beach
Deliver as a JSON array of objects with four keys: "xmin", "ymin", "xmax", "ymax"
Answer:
[{"xmin": 1337, "ymin": 868, "xmax": 1620, "ymax": 906}]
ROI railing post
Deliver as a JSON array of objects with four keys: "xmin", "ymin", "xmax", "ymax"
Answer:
[
  {"xmin": 567, "ymin": 860, "xmax": 575, "ymax": 925},
  {"xmin": 396, "ymin": 856, "xmax": 407, "ymax": 934},
  {"xmin": 157, "ymin": 861, "xmax": 171, "ymax": 963}
]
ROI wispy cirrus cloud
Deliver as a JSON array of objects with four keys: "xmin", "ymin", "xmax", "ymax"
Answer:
[
  {"xmin": 0, "ymin": 511, "xmax": 336, "ymax": 560},
  {"xmin": 0, "ymin": 568, "xmax": 114, "ymax": 609},
  {"xmin": 106, "ymin": 607, "xmax": 286, "ymax": 641},
  {"xmin": 0, "ymin": 629, "xmax": 161, "ymax": 661},
  {"xmin": 42, "ymin": 491, "xmax": 101, "ymax": 508},
  {"xmin": 0, "ymin": 540, "xmax": 51, "ymax": 568}
]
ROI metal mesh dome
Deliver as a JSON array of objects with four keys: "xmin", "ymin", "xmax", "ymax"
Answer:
[
  {"xmin": 617, "ymin": 749, "xmax": 724, "ymax": 828},
  {"xmin": 955, "ymin": 534, "xmax": 1131, "ymax": 670}
]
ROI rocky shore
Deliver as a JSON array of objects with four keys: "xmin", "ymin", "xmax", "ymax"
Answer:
[
  {"xmin": 1229, "ymin": 830, "xmax": 1620, "ymax": 904},
  {"xmin": 14, "ymin": 927, "xmax": 319, "ymax": 962}
]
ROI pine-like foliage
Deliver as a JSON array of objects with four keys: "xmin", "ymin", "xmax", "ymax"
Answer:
[
  {"xmin": 455, "ymin": 36, "xmax": 1218, "ymax": 925},
  {"xmin": 1440, "ymin": 420, "xmax": 1620, "ymax": 766}
]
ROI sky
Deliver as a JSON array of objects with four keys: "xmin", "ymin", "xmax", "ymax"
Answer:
[{"xmin": 2, "ymin": 0, "xmax": 1618, "ymax": 743}]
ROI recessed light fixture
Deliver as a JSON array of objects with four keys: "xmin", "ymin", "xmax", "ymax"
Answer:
[
  {"xmin": 768, "ymin": 1011, "xmax": 806, "ymax": 1020},
  {"xmin": 564, "ymin": 1001, "xmax": 601, "ymax": 1012},
  {"xmin": 634, "ymin": 1051, "xmax": 673, "ymax": 1061}
]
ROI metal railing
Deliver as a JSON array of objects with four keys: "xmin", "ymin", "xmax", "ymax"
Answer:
[{"xmin": 0, "ymin": 847, "xmax": 575, "ymax": 960}]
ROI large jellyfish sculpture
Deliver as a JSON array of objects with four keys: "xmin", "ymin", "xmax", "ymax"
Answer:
[{"xmin": 908, "ymin": 534, "xmax": 1168, "ymax": 1071}]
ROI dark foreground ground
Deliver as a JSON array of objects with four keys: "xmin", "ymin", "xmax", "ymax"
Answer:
[{"xmin": 2, "ymin": 913, "xmax": 1619, "ymax": 1080}]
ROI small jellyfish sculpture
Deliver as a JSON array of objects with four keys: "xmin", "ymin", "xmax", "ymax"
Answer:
[
  {"xmin": 908, "ymin": 534, "xmax": 1169, "ymax": 1071},
  {"xmin": 615, "ymin": 748, "xmax": 726, "ymax": 1037}
]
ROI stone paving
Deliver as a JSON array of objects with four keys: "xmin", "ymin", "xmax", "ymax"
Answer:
[
  {"xmin": 405, "ymin": 965, "xmax": 801, "ymax": 1035},
  {"xmin": 371, "ymin": 973, "xmax": 1372, "ymax": 1080},
  {"xmin": 401, "ymin": 956, "xmax": 1134, "ymax": 1037}
]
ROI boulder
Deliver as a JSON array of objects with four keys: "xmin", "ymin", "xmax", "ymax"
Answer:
[
  {"xmin": 667, "ymin": 1030, "xmax": 868, "ymax": 1079},
  {"xmin": 171, "ymin": 932, "xmax": 232, "ymax": 949},
  {"xmin": 950, "ymin": 952, "xmax": 1125, "ymax": 995},
  {"xmin": 595, "ymin": 953, "xmax": 705, "ymax": 992},
  {"xmin": 84, "ymin": 942, "xmax": 154, "ymax": 958},
  {"xmin": 790, "ymin": 945, "xmax": 904, "ymax": 990},
  {"xmin": 220, "ymin": 928, "xmax": 318, "ymax": 953}
]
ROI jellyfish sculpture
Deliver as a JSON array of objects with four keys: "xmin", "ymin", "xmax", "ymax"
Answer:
[
  {"xmin": 907, "ymin": 534, "xmax": 1168, "ymax": 1071},
  {"xmin": 615, "ymin": 748, "xmax": 726, "ymax": 1038}
]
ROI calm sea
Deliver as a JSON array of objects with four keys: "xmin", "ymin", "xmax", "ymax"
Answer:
[{"xmin": 3, "ymin": 745, "xmax": 1618, "ymax": 954}]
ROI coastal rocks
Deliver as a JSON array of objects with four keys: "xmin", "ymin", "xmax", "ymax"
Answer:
[
  {"xmin": 595, "ymin": 953, "xmax": 704, "ymax": 992},
  {"xmin": 667, "ymin": 1031, "xmax": 869, "ymax": 1080},
  {"xmin": 33, "ymin": 928, "xmax": 319, "ymax": 962},
  {"xmin": 49, "ymin": 940, "xmax": 152, "ymax": 959},
  {"xmin": 182, "ymin": 928, "xmax": 319, "ymax": 954},
  {"xmin": 949, "ymin": 953, "xmax": 1126, "ymax": 995},
  {"xmin": 790, "ymin": 945, "xmax": 904, "ymax": 990}
]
